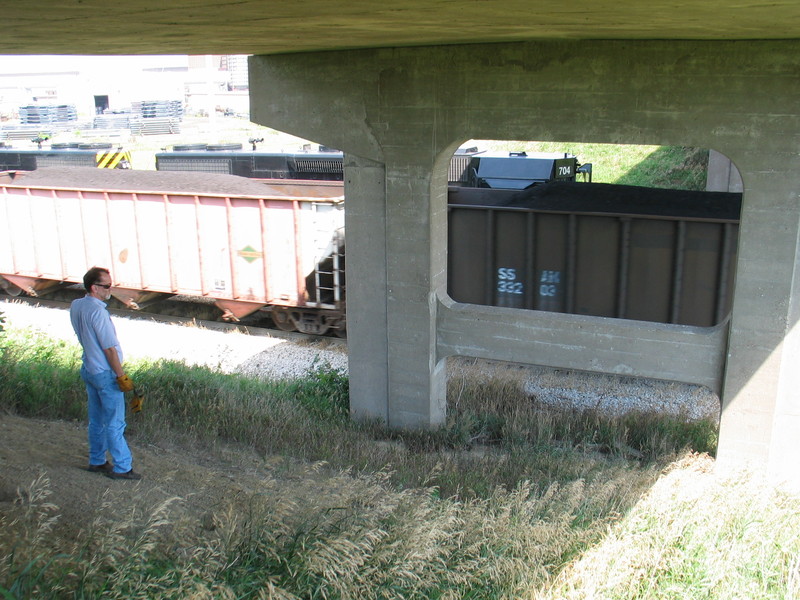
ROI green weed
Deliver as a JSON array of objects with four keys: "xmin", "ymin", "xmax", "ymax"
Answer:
[
  {"xmin": 0, "ymin": 328, "xmax": 84, "ymax": 419},
  {"xmin": 286, "ymin": 360, "xmax": 350, "ymax": 419}
]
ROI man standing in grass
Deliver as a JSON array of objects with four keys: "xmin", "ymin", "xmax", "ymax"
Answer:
[{"xmin": 70, "ymin": 266, "xmax": 142, "ymax": 480}]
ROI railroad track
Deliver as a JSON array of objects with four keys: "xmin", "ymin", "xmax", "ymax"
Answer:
[
  {"xmin": 0, "ymin": 290, "xmax": 345, "ymax": 347},
  {"xmin": 0, "ymin": 290, "xmax": 721, "ymax": 422}
]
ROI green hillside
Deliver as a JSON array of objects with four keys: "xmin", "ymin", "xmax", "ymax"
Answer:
[{"xmin": 481, "ymin": 140, "xmax": 709, "ymax": 190}]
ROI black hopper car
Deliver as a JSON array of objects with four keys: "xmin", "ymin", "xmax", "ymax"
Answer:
[{"xmin": 448, "ymin": 181, "xmax": 740, "ymax": 327}]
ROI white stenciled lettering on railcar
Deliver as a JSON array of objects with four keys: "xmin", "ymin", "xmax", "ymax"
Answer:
[
  {"xmin": 540, "ymin": 270, "xmax": 560, "ymax": 283},
  {"xmin": 539, "ymin": 270, "xmax": 561, "ymax": 297},
  {"xmin": 497, "ymin": 267, "xmax": 523, "ymax": 294}
]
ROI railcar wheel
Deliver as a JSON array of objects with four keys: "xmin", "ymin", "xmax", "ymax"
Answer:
[{"xmin": 271, "ymin": 309, "xmax": 297, "ymax": 332}]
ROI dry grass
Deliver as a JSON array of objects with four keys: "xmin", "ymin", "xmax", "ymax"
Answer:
[
  {"xmin": 4, "ymin": 455, "xmax": 797, "ymax": 599},
  {"xmin": 1, "ymin": 462, "xmax": 655, "ymax": 599},
  {"xmin": 535, "ymin": 454, "xmax": 800, "ymax": 600},
  {"xmin": 4, "ymin": 324, "xmax": 781, "ymax": 599}
]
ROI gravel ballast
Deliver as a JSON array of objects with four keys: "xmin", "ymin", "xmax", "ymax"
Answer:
[{"xmin": 0, "ymin": 298, "xmax": 720, "ymax": 422}]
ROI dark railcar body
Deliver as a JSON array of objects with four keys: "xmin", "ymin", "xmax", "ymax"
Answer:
[
  {"xmin": 155, "ymin": 148, "xmax": 344, "ymax": 181},
  {"xmin": 0, "ymin": 144, "xmax": 130, "ymax": 170},
  {"xmin": 448, "ymin": 181, "xmax": 741, "ymax": 327}
]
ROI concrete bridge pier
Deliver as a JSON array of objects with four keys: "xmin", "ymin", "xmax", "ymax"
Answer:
[
  {"xmin": 344, "ymin": 152, "xmax": 449, "ymax": 428},
  {"xmin": 250, "ymin": 40, "xmax": 800, "ymax": 484}
]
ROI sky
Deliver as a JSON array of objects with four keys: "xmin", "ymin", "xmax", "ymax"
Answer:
[{"xmin": 0, "ymin": 55, "xmax": 189, "ymax": 75}]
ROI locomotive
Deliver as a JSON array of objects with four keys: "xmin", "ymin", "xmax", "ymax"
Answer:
[
  {"xmin": 0, "ymin": 142, "xmax": 132, "ymax": 171},
  {"xmin": 153, "ymin": 143, "xmax": 590, "ymax": 189}
]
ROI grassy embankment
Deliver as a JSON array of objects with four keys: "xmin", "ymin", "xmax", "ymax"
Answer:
[{"xmin": 1, "ymin": 322, "xmax": 797, "ymax": 598}]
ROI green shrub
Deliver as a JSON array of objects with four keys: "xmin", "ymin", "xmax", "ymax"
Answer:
[
  {"xmin": 0, "ymin": 328, "xmax": 84, "ymax": 419},
  {"xmin": 286, "ymin": 360, "xmax": 350, "ymax": 419}
]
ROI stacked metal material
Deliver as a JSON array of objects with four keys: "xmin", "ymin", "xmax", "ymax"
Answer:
[
  {"xmin": 131, "ymin": 100, "xmax": 183, "ymax": 120},
  {"xmin": 19, "ymin": 104, "xmax": 78, "ymax": 124},
  {"xmin": 92, "ymin": 112, "xmax": 133, "ymax": 129}
]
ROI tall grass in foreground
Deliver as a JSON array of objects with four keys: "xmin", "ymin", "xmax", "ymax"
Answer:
[
  {"xmin": 3, "ymin": 327, "xmax": 793, "ymax": 599},
  {"xmin": 3, "ymin": 456, "xmax": 798, "ymax": 599},
  {"xmin": 2, "ymin": 470, "xmax": 646, "ymax": 599}
]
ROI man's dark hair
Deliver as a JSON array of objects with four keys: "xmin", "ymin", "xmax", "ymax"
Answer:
[{"xmin": 83, "ymin": 267, "xmax": 110, "ymax": 291}]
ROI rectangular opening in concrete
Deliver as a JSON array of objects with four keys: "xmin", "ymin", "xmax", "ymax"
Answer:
[{"xmin": 445, "ymin": 140, "xmax": 743, "ymax": 329}]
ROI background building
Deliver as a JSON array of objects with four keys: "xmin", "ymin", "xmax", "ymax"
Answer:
[{"xmin": 0, "ymin": 55, "xmax": 250, "ymax": 128}]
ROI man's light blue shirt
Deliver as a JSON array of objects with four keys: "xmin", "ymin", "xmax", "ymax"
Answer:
[{"xmin": 70, "ymin": 295, "xmax": 123, "ymax": 374}]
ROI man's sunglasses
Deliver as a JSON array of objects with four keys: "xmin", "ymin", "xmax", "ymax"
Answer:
[{"xmin": 93, "ymin": 283, "xmax": 112, "ymax": 289}]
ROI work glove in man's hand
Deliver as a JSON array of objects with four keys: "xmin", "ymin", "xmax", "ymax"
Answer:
[
  {"xmin": 117, "ymin": 374, "xmax": 135, "ymax": 392},
  {"xmin": 130, "ymin": 391, "xmax": 144, "ymax": 413}
]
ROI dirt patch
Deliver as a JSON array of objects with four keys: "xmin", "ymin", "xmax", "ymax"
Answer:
[{"xmin": 0, "ymin": 413, "xmax": 323, "ymax": 544}]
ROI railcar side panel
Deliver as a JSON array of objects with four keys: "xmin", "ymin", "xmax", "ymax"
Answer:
[
  {"xmin": 447, "ymin": 202, "xmax": 739, "ymax": 328},
  {"xmin": 129, "ymin": 193, "xmax": 173, "ymax": 291},
  {"xmin": 0, "ymin": 179, "xmax": 344, "ymax": 318},
  {"xmin": 447, "ymin": 209, "xmax": 489, "ymax": 305},
  {"xmin": 493, "ymin": 211, "xmax": 528, "ymax": 309},
  {"xmin": 165, "ymin": 195, "xmax": 207, "ymax": 295},
  {"xmin": 532, "ymin": 213, "xmax": 568, "ymax": 313},
  {"xmin": 626, "ymin": 219, "xmax": 674, "ymax": 323},
  {"xmin": 574, "ymin": 215, "xmax": 620, "ymax": 318}
]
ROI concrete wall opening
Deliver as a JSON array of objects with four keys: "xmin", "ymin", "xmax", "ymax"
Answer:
[
  {"xmin": 445, "ymin": 140, "xmax": 743, "ymax": 329},
  {"xmin": 441, "ymin": 139, "xmax": 738, "ymax": 456}
]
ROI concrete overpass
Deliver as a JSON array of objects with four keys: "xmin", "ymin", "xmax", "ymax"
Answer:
[{"xmin": 4, "ymin": 2, "xmax": 800, "ymax": 485}]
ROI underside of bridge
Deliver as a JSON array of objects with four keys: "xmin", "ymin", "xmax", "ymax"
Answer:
[{"xmin": 4, "ymin": 2, "xmax": 800, "ymax": 485}]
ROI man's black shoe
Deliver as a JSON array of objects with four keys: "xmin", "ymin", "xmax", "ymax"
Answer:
[
  {"xmin": 106, "ymin": 469, "xmax": 142, "ymax": 480},
  {"xmin": 87, "ymin": 461, "xmax": 114, "ymax": 474}
]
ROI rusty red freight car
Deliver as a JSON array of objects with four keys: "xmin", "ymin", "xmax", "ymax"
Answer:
[{"xmin": 0, "ymin": 168, "xmax": 345, "ymax": 335}]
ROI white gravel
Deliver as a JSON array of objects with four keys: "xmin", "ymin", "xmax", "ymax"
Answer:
[
  {"xmin": 525, "ymin": 367, "xmax": 719, "ymax": 420},
  {"xmin": 1, "ymin": 298, "xmax": 720, "ymax": 422},
  {"xmin": 0, "ymin": 299, "xmax": 348, "ymax": 380}
]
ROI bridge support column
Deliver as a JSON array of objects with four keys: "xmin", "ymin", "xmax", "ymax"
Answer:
[
  {"xmin": 250, "ymin": 53, "xmax": 449, "ymax": 427},
  {"xmin": 343, "ymin": 154, "xmax": 447, "ymax": 427},
  {"xmin": 716, "ymin": 160, "xmax": 800, "ymax": 483}
]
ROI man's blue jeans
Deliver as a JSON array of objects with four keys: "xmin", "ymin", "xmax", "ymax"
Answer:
[{"xmin": 81, "ymin": 366, "xmax": 132, "ymax": 473}]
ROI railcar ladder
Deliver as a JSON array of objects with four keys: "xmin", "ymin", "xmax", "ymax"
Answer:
[{"xmin": 310, "ymin": 201, "xmax": 344, "ymax": 308}]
